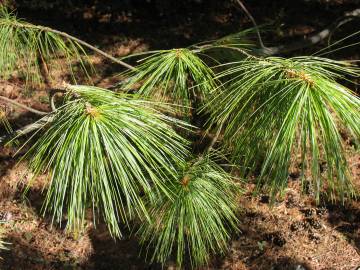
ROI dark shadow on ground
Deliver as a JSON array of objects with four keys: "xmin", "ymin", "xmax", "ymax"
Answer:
[
  {"xmin": 325, "ymin": 201, "xmax": 360, "ymax": 251},
  {"xmin": 83, "ymin": 224, "xmax": 162, "ymax": 270},
  {"xmin": 210, "ymin": 209, "xmax": 312, "ymax": 270},
  {"xmin": 1, "ymin": 233, "xmax": 62, "ymax": 270}
]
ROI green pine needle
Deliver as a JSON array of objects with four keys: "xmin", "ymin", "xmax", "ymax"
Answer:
[
  {"xmin": 122, "ymin": 49, "xmax": 217, "ymax": 115},
  {"xmin": 138, "ymin": 153, "xmax": 240, "ymax": 268},
  {"xmin": 21, "ymin": 85, "xmax": 190, "ymax": 237},
  {"xmin": 0, "ymin": 108, "xmax": 12, "ymax": 134},
  {"xmin": 190, "ymin": 28, "xmax": 257, "ymax": 64},
  {"xmin": 0, "ymin": 226, "xmax": 9, "ymax": 255},
  {"xmin": 0, "ymin": 6, "xmax": 92, "ymax": 86},
  {"xmin": 206, "ymin": 56, "xmax": 360, "ymax": 201}
]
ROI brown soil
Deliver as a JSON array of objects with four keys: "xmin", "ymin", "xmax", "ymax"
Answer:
[{"xmin": 0, "ymin": 1, "xmax": 360, "ymax": 269}]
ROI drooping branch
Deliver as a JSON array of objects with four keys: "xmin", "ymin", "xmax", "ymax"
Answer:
[
  {"xmin": 0, "ymin": 86, "xmax": 72, "ymax": 145},
  {"xmin": 11, "ymin": 21, "xmax": 136, "ymax": 71},
  {"xmin": 0, "ymin": 94, "xmax": 50, "ymax": 145}
]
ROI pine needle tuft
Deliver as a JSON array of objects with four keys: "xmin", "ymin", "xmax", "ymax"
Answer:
[
  {"xmin": 138, "ymin": 153, "xmax": 240, "ymax": 268},
  {"xmin": 21, "ymin": 85, "xmax": 190, "ymax": 237},
  {"xmin": 206, "ymin": 56, "xmax": 360, "ymax": 201},
  {"xmin": 0, "ymin": 6, "xmax": 92, "ymax": 86},
  {"xmin": 122, "ymin": 49, "xmax": 217, "ymax": 115}
]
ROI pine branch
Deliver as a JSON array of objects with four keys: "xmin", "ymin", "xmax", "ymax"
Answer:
[
  {"xmin": 0, "ymin": 95, "xmax": 48, "ymax": 115},
  {"xmin": 10, "ymin": 21, "xmax": 136, "ymax": 71},
  {"xmin": 122, "ymin": 49, "xmax": 217, "ymax": 114},
  {"xmin": 49, "ymin": 88, "xmax": 66, "ymax": 111},
  {"xmin": 19, "ymin": 85, "xmax": 191, "ymax": 236},
  {"xmin": 206, "ymin": 56, "xmax": 360, "ymax": 200},
  {"xmin": 0, "ymin": 114, "xmax": 53, "ymax": 145},
  {"xmin": 138, "ymin": 153, "xmax": 240, "ymax": 268},
  {"xmin": 206, "ymin": 121, "xmax": 224, "ymax": 153},
  {"xmin": 192, "ymin": 44, "xmax": 258, "ymax": 59},
  {"xmin": 0, "ymin": 6, "xmax": 135, "ymax": 88}
]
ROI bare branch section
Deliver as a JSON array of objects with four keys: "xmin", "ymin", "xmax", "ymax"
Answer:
[
  {"xmin": 235, "ymin": 0, "xmax": 265, "ymax": 49},
  {"xmin": 0, "ymin": 94, "xmax": 50, "ymax": 145},
  {"xmin": 49, "ymin": 88, "xmax": 66, "ymax": 111},
  {"xmin": 0, "ymin": 95, "xmax": 48, "ymax": 115},
  {"xmin": 0, "ymin": 114, "xmax": 53, "ymax": 145},
  {"xmin": 0, "ymin": 87, "xmax": 69, "ymax": 145}
]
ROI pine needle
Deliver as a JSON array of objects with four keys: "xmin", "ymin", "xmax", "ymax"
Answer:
[
  {"xmin": 21, "ymin": 85, "xmax": 191, "ymax": 237},
  {"xmin": 122, "ymin": 49, "xmax": 217, "ymax": 115},
  {"xmin": 0, "ymin": 108, "xmax": 12, "ymax": 134},
  {"xmin": 138, "ymin": 153, "xmax": 240, "ymax": 268},
  {"xmin": 0, "ymin": 226, "xmax": 9, "ymax": 255},
  {"xmin": 0, "ymin": 6, "xmax": 93, "ymax": 86},
  {"xmin": 206, "ymin": 56, "xmax": 360, "ymax": 201}
]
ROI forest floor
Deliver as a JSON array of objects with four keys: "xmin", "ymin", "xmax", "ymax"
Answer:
[{"xmin": 0, "ymin": 1, "xmax": 360, "ymax": 269}]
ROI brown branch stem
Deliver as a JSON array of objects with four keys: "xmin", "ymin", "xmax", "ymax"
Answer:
[
  {"xmin": 235, "ymin": 0, "xmax": 265, "ymax": 49},
  {"xmin": 207, "ymin": 122, "xmax": 224, "ymax": 154},
  {"xmin": 0, "ymin": 114, "xmax": 53, "ymax": 145},
  {"xmin": 0, "ymin": 95, "xmax": 48, "ymax": 115}
]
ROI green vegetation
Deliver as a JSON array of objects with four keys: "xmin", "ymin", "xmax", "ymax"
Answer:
[
  {"xmin": 0, "ymin": 6, "xmax": 91, "ymax": 85},
  {"xmin": 123, "ymin": 48, "xmax": 217, "ymax": 115},
  {"xmin": 206, "ymin": 57, "xmax": 360, "ymax": 201},
  {"xmin": 21, "ymin": 85, "xmax": 190, "ymax": 237},
  {"xmin": 138, "ymin": 153, "xmax": 240, "ymax": 267},
  {"xmin": 0, "ymin": 4, "xmax": 359, "ymax": 268}
]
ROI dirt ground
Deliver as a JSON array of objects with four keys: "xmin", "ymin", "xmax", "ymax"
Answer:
[{"xmin": 0, "ymin": 1, "xmax": 360, "ymax": 269}]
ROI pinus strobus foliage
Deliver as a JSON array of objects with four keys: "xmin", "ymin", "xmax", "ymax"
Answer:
[
  {"xmin": 138, "ymin": 153, "xmax": 240, "ymax": 267},
  {"xmin": 0, "ymin": 4, "xmax": 359, "ymax": 269},
  {"xmin": 21, "ymin": 85, "xmax": 190, "ymax": 237},
  {"xmin": 123, "ymin": 48, "xmax": 217, "ymax": 114},
  {"xmin": 206, "ymin": 57, "xmax": 360, "ymax": 200},
  {"xmin": 0, "ymin": 6, "xmax": 91, "ymax": 85}
]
